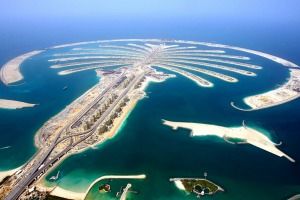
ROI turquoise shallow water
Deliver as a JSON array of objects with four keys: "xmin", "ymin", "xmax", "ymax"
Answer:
[{"xmin": 1, "ymin": 39, "xmax": 300, "ymax": 200}]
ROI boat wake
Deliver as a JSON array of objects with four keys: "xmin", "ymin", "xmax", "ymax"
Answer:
[{"xmin": 0, "ymin": 146, "xmax": 11, "ymax": 150}]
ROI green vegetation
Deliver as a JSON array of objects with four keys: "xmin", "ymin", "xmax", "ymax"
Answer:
[
  {"xmin": 99, "ymin": 183, "xmax": 111, "ymax": 193},
  {"xmin": 181, "ymin": 179, "xmax": 218, "ymax": 194}
]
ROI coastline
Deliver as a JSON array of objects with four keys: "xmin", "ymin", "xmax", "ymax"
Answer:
[
  {"xmin": 0, "ymin": 99, "xmax": 37, "ymax": 109},
  {"xmin": 237, "ymin": 69, "xmax": 300, "ymax": 111},
  {"xmin": 174, "ymin": 180, "xmax": 186, "ymax": 191},
  {"xmin": 0, "ymin": 50, "xmax": 44, "ymax": 85},
  {"xmin": 34, "ymin": 183, "xmax": 85, "ymax": 200},
  {"xmin": 48, "ymin": 38, "xmax": 299, "ymax": 68},
  {"xmin": 0, "ymin": 166, "xmax": 23, "ymax": 182},
  {"xmin": 34, "ymin": 76, "xmax": 160, "ymax": 199},
  {"xmin": 162, "ymin": 120, "xmax": 295, "ymax": 162},
  {"xmin": 34, "ymin": 78, "xmax": 101, "ymax": 148},
  {"xmin": 82, "ymin": 174, "xmax": 146, "ymax": 200}
]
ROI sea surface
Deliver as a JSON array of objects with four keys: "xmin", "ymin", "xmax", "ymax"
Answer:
[{"xmin": 0, "ymin": 20, "xmax": 300, "ymax": 199}]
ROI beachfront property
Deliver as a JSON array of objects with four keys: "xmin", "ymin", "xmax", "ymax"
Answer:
[{"xmin": 1, "ymin": 39, "xmax": 299, "ymax": 199}]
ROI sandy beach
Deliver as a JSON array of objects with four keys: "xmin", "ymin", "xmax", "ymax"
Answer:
[
  {"xmin": 162, "ymin": 120, "xmax": 295, "ymax": 162},
  {"xmin": 241, "ymin": 69, "xmax": 300, "ymax": 110},
  {"xmin": 83, "ymin": 174, "xmax": 146, "ymax": 199},
  {"xmin": 0, "ymin": 166, "xmax": 23, "ymax": 182},
  {"xmin": 0, "ymin": 99, "xmax": 37, "ymax": 109},
  {"xmin": 174, "ymin": 180, "xmax": 185, "ymax": 191},
  {"xmin": 37, "ymin": 174, "xmax": 146, "ymax": 200},
  {"xmin": 0, "ymin": 50, "xmax": 43, "ymax": 85},
  {"xmin": 50, "ymin": 186, "xmax": 85, "ymax": 200},
  {"xmin": 35, "ymin": 77, "xmax": 156, "ymax": 199}
]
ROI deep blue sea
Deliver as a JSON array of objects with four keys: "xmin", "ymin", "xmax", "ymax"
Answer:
[{"xmin": 0, "ymin": 19, "xmax": 300, "ymax": 199}]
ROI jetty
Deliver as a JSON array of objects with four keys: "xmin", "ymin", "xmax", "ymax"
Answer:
[
  {"xmin": 82, "ymin": 174, "xmax": 146, "ymax": 199},
  {"xmin": 50, "ymin": 171, "xmax": 60, "ymax": 181}
]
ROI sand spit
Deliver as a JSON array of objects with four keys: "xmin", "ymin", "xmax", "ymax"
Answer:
[
  {"xmin": 162, "ymin": 120, "xmax": 295, "ymax": 162},
  {"xmin": 0, "ymin": 50, "xmax": 44, "ymax": 85},
  {"xmin": 0, "ymin": 99, "xmax": 37, "ymax": 109}
]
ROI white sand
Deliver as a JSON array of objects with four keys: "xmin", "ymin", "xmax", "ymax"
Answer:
[
  {"xmin": 50, "ymin": 186, "xmax": 85, "ymax": 200},
  {"xmin": 0, "ymin": 99, "xmax": 37, "ymax": 109},
  {"xmin": 0, "ymin": 166, "xmax": 23, "ymax": 181},
  {"xmin": 244, "ymin": 87, "xmax": 299, "ymax": 110},
  {"xmin": 83, "ymin": 174, "xmax": 146, "ymax": 199},
  {"xmin": 0, "ymin": 50, "xmax": 43, "ymax": 85},
  {"xmin": 156, "ymin": 65, "xmax": 213, "ymax": 87},
  {"xmin": 174, "ymin": 180, "xmax": 185, "ymax": 191},
  {"xmin": 120, "ymin": 183, "xmax": 132, "ymax": 200},
  {"xmin": 38, "ymin": 172, "xmax": 146, "ymax": 200},
  {"xmin": 163, "ymin": 120, "xmax": 295, "ymax": 162}
]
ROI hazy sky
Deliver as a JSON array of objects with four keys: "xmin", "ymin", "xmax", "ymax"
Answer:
[
  {"xmin": 1, "ymin": 0, "xmax": 300, "ymax": 55},
  {"xmin": 1, "ymin": 0, "xmax": 300, "ymax": 22}
]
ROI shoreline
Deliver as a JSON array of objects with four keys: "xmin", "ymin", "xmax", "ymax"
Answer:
[
  {"xmin": 3, "ymin": 38, "xmax": 297, "ymax": 88},
  {"xmin": 0, "ymin": 166, "xmax": 23, "ymax": 182},
  {"xmin": 0, "ymin": 99, "xmax": 38, "ymax": 109},
  {"xmin": 34, "ymin": 76, "xmax": 160, "ymax": 199},
  {"xmin": 0, "ymin": 50, "xmax": 44, "ymax": 85},
  {"xmin": 34, "ymin": 77, "xmax": 101, "ymax": 148},
  {"xmin": 49, "ymin": 38, "xmax": 299, "ymax": 68},
  {"xmin": 162, "ymin": 120, "xmax": 295, "ymax": 162},
  {"xmin": 232, "ymin": 69, "xmax": 300, "ymax": 111}
]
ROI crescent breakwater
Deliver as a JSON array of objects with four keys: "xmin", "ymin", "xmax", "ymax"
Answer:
[
  {"xmin": 0, "ymin": 50, "xmax": 44, "ymax": 85},
  {"xmin": 1, "ymin": 39, "xmax": 299, "ymax": 199},
  {"xmin": 1, "ymin": 43, "xmax": 174, "ymax": 200},
  {"xmin": 2, "ymin": 39, "xmax": 300, "ymax": 111},
  {"xmin": 231, "ymin": 69, "xmax": 300, "ymax": 111}
]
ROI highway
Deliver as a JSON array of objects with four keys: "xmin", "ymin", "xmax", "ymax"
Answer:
[{"xmin": 5, "ymin": 70, "xmax": 146, "ymax": 200}]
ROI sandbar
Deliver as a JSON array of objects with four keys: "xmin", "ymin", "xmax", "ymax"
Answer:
[
  {"xmin": 162, "ymin": 120, "xmax": 295, "ymax": 162},
  {"xmin": 0, "ymin": 99, "xmax": 37, "ymax": 109}
]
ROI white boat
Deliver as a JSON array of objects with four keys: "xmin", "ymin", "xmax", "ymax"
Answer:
[
  {"xmin": 0, "ymin": 146, "xmax": 11, "ymax": 150},
  {"xmin": 50, "ymin": 171, "xmax": 60, "ymax": 180}
]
